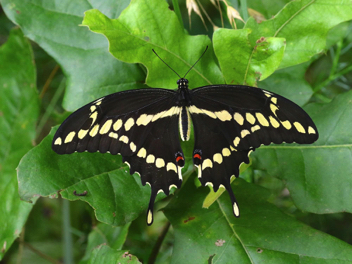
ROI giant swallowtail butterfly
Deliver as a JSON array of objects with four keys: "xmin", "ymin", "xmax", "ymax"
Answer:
[{"xmin": 52, "ymin": 48, "xmax": 318, "ymax": 225}]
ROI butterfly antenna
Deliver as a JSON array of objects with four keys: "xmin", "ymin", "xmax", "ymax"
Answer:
[
  {"xmin": 152, "ymin": 49, "xmax": 181, "ymax": 79},
  {"xmin": 183, "ymin": 46, "xmax": 208, "ymax": 78}
]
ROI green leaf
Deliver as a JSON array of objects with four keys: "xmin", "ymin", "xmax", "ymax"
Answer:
[
  {"xmin": 81, "ymin": 0, "xmax": 224, "ymax": 89},
  {"xmin": 80, "ymin": 222, "xmax": 130, "ymax": 264},
  {"xmin": 213, "ymin": 28, "xmax": 286, "ymax": 86},
  {"xmin": 245, "ymin": 0, "xmax": 352, "ymax": 69},
  {"xmin": 164, "ymin": 176, "xmax": 352, "ymax": 264},
  {"xmin": 88, "ymin": 245, "xmax": 141, "ymax": 264},
  {"xmin": 247, "ymin": 0, "xmax": 291, "ymax": 19},
  {"xmin": 253, "ymin": 90, "xmax": 352, "ymax": 214},
  {"xmin": 17, "ymin": 128, "xmax": 152, "ymax": 226},
  {"xmin": 0, "ymin": 28, "xmax": 39, "ymax": 259},
  {"xmin": 258, "ymin": 62, "xmax": 313, "ymax": 106},
  {"xmin": 1, "ymin": 0, "xmax": 144, "ymax": 111}
]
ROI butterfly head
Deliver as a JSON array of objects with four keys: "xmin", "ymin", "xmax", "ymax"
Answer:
[{"xmin": 177, "ymin": 78, "xmax": 189, "ymax": 90}]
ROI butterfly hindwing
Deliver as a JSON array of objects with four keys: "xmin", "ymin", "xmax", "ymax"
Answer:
[
  {"xmin": 52, "ymin": 88, "xmax": 184, "ymax": 225},
  {"xmin": 189, "ymin": 85, "xmax": 318, "ymax": 217}
]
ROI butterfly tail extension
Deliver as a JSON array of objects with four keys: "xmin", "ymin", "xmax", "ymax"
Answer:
[
  {"xmin": 223, "ymin": 180, "xmax": 240, "ymax": 218},
  {"xmin": 147, "ymin": 187, "xmax": 158, "ymax": 225}
]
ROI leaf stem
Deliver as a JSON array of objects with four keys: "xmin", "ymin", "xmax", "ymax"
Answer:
[
  {"xmin": 36, "ymin": 77, "xmax": 66, "ymax": 138},
  {"xmin": 313, "ymin": 64, "xmax": 352, "ymax": 93},
  {"xmin": 23, "ymin": 242, "xmax": 62, "ymax": 264},
  {"xmin": 329, "ymin": 40, "xmax": 342, "ymax": 77},
  {"xmin": 62, "ymin": 199, "xmax": 73, "ymax": 264},
  {"xmin": 16, "ymin": 227, "xmax": 25, "ymax": 264},
  {"xmin": 147, "ymin": 221, "xmax": 171, "ymax": 264},
  {"xmin": 39, "ymin": 64, "xmax": 60, "ymax": 99},
  {"xmin": 172, "ymin": 0, "xmax": 183, "ymax": 28},
  {"xmin": 240, "ymin": 0, "xmax": 248, "ymax": 21}
]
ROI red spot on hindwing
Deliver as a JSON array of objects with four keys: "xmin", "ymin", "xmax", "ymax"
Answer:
[
  {"xmin": 176, "ymin": 156, "xmax": 184, "ymax": 162},
  {"xmin": 193, "ymin": 153, "xmax": 201, "ymax": 160}
]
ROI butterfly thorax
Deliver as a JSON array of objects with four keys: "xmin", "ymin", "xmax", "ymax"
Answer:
[{"xmin": 176, "ymin": 78, "xmax": 192, "ymax": 107}]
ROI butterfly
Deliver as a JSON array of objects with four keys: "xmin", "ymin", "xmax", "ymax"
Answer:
[{"xmin": 52, "ymin": 47, "xmax": 318, "ymax": 225}]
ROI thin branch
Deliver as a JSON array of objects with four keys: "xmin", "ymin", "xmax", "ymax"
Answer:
[
  {"xmin": 148, "ymin": 222, "xmax": 171, "ymax": 264},
  {"xmin": 16, "ymin": 227, "xmax": 25, "ymax": 264},
  {"xmin": 313, "ymin": 64, "xmax": 352, "ymax": 93},
  {"xmin": 39, "ymin": 64, "xmax": 60, "ymax": 99},
  {"xmin": 23, "ymin": 242, "xmax": 62, "ymax": 264}
]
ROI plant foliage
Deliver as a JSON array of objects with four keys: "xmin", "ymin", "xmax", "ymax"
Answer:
[{"xmin": 1, "ymin": 0, "xmax": 352, "ymax": 262}]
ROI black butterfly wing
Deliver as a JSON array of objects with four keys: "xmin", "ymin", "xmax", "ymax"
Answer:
[
  {"xmin": 189, "ymin": 85, "xmax": 318, "ymax": 217},
  {"xmin": 52, "ymin": 89, "xmax": 184, "ymax": 225}
]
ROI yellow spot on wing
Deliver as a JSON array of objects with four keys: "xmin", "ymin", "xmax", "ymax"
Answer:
[
  {"xmin": 251, "ymin": 125, "xmax": 261, "ymax": 132},
  {"xmin": 222, "ymin": 148, "xmax": 231, "ymax": 157},
  {"xmin": 241, "ymin": 129, "xmax": 250, "ymax": 138},
  {"xmin": 90, "ymin": 105, "xmax": 96, "ymax": 112},
  {"xmin": 108, "ymin": 132, "xmax": 118, "ymax": 139},
  {"xmin": 100, "ymin": 119, "xmax": 112, "ymax": 134},
  {"xmin": 147, "ymin": 210, "xmax": 153, "ymax": 225},
  {"xmin": 169, "ymin": 184, "xmax": 177, "ymax": 190},
  {"xmin": 151, "ymin": 106, "xmax": 179, "ymax": 122},
  {"xmin": 166, "ymin": 162, "xmax": 177, "ymax": 173},
  {"xmin": 130, "ymin": 142, "xmax": 136, "ymax": 152},
  {"xmin": 215, "ymin": 110, "xmax": 232, "ymax": 121},
  {"xmin": 90, "ymin": 111, "xmax": 98, "ymax": 125},
  {"xmin": 256, "ymin": 113, "xmax": 269, "ymax": 127},
  {"xmin": 119, "ymin": 135, "xmax": 129, "ymax": 143},
  {"xmin": 78, "ymin": 129, "xmax": 88, "ymax": 139},
  {"xmin": 281, "ymin": 120, "xmax": 292, "ymax": 130},
  {"xmin": 146, "ymin": 154, "xmax": 155, "ymax": 163},
  {"xmin": 270, "ymin": 104, "xmax": 279, "ymax": 116},
  {"xmin": 155, "ymin": 158, "xmax": 165, "ymax": 168},
  {"xmin": 124, "ymin": 118, "xmax": 135, "ymax": 131},
  {"xmin": 54, "ymin": 137, "xmax": 62, "ymax": 145},
  {"xmin": 136, "ymin": 114, "xmax": 153, "ymax": 126},
  {"xmin": 246, "ymin": 113, "xmax": 256, "ymax": 124},
  {"xmin": 271, "ymin": 97, "xmax": 278, "ymax": 104},
  {"xmin": 213, "ymin": 153, "xmax": 223, "ymax": 164},
  {"xmin": 234, "ymin": 112, "xmax": 244, "ymax": 125},
  {"xmin": 137, "ymin": 148, "xmax": 147, "ymax": 158},
  {"xmin": 202, "ymin": 159, "xmax": 213, "ymax": 169},
  {"xmin": 197, "ymin": 164, "xmax": 202, "ymax": 178},
  {"xmin": 294, "ymin": 122, "xmax": 306, "ymax": 133},
  {"xmin": 89, "ymin": 124, "xmax": 99, "ymax": 137},
  {"xmin": 233, "ymin": 202, "xmax": 240, "ymax": 217},
  {"xmin": 308, "ymin": 126, "xmax": 316, "ymax": 134},
  {"xmin": 205, "ymin": 182, "xmax": 213, "ymax": 187},
  {"xmin": 188, "ymin": 105, "xmax": 216, "ymax": 119},
  {"xmin": 113, "ymin": 119, "xmax": 123, "ymax": 131},
  {"xmin": 64, "ymin": 131, "xmax": 76, "ymax": 143},
  {"xmin": 233, "ymin": 137, "xmax": 240, "ymax": 147},
  {"xmin": 269, "ymin": 116, "xmax": 280, "ymax": 128}
]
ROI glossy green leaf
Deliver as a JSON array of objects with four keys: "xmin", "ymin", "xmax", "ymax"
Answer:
[
  {"xmin": 80, "ymin": 222, "xmax": 130, "ymax": 264},
  {"xmin": 245, "ymin": 0, "xmax": 352, "ymax": 69},
  {"xmin": 213, "ymin": 28, "xmax": 285, "ymax": 86},
  {"xmin": 247, "ymin": 0, "xmax": 290, "ymax": 19},
  {"xmin": 1, "ymin": 0, "xmax": 144, "ymax": 111},
  {"xmin": 0, "ymin": 28, "xmax": 38, "ymax": 259},
  {"xmin": 258, "ymin": 62, "xmax": 313, "ymax": 106},
  {"xmin": 164, "ymin": 176, "xmax": 352, "ymax": 264},
  {"xmin": 88, "ymin": 245, "xmax": 140, "ymax": 264},
  {"xmin": 81, "ymin": 0, "xmax": 224, "ymax": 89},
  {"xmin": 18, "ymin": 128, "xmax": 153, "ymax": 226},
  {"xmin": 252, "ymin": 90, "xmax": 352, "ymax": 214}
]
